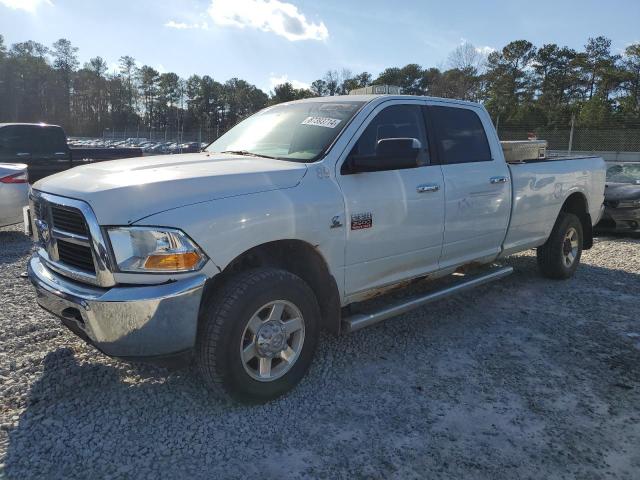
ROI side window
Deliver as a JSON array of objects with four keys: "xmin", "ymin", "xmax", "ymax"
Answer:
[
  {"xmin": 37, "ymin": 127, "xmax": 67, "ymax": 154},
  {"xmin": 1, "ymin": 126, "xmax": 31, "ymax": 153},
  {"xmin": 429, "ymin": 106, "xmax": 492, "ymax": 164},
  {"xmin": 351, "ymin": 104, "xmax": 429, "ymax": 166}
]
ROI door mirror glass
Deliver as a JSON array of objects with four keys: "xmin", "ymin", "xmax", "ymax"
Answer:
[
  {"xmin": 375, "ymin": 137, "xmax": 421, "ymax": 157},
  {"xmin": 348, "ymin": 138, "xmax": 421, "ymax": 173}
]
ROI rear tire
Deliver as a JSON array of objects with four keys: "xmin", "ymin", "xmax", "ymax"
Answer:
[
  {"xmin": 536, "ymin": 212, "xmax": 583, "ymax": 279},
  {"xmin": 196, "ymin": 268, "xmax": 320, "ymax": 403}
]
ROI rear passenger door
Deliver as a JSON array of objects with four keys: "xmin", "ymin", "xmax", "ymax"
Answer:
[{"xmin": 427, "ymin": 103, "xmax": 511, "ymax": 268}]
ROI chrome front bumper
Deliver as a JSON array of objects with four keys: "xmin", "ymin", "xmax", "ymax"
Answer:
[{"xmin": 28, "ymin": 256, "xmax": 206, "ymax": 359}]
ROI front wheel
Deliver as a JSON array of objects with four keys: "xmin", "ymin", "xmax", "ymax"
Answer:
[
  {"xmin": 536, "ymin": 212, "xmax": 583, "ymax": 279},
  {"xmin": 196, "ymin": 268, "xmax": 320, "ymax": 402}
]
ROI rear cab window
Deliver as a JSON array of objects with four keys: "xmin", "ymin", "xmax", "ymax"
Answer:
[
  {"xmin": 428, "ymin": 106, "xmax": 492, "ymax": 164},
  {"xmin": 37, "ymin": 126, "xmax": 68, "ymax": 154}
]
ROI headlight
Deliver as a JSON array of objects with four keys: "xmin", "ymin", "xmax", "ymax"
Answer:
[{"xmin": 107, "ymin": 227, "xmax": 207, "ymax": 273}]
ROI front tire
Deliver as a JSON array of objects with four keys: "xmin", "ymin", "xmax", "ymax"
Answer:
[
  {"xmin": 536, "ymin": 212, "xmax": 583, "ymax": 279},
  {"xmin": 196, "ymin": 268, "xmax": 320, "ymax": 402}
]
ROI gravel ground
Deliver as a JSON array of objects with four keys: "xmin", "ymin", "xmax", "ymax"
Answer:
[{"xmin": 1, "ymin": 222, "xmax": 639, "ymax": 479}]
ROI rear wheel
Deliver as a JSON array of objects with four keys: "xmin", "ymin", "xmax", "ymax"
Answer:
[
  {"xmin": 536, "ymin": 212, "xmax": 583, "ymax": 279},
  {"xmin": 196, "ymin": 268, "xmax": 320, "ymax": 402}
]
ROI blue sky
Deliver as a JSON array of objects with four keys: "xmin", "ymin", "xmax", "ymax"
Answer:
[{"xmin": 1, "ymin": 0, "xmax": 639, "ymax": 93}]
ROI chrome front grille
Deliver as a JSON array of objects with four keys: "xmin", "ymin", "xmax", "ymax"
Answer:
[
  {"xmin": 30, "ymin": 191, "xmax": 116, "ymax": 287},
  {"xmin": 56, "ymin": 235, "xmax": 96, "ymax": 273},
  {"xmin": 44, "ymin": 204, "xmax": 96, "ymax": 274},
  {"xmin": 51, "ymin": 206, "xmax": 89, "ymax": 236}
]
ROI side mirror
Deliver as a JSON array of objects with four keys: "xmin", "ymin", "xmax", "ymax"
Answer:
[
  {"xmin": 347, "ymin": 137, "xmax": 421, "ymax": 173},
  {"xmin": 376, "ymin": 137, "xmax": 422, "ymax": 158}
]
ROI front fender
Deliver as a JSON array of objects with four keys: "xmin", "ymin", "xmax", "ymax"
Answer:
[{"xmin": 135, "ymin": 176, "xmax": 346, "ymax": 293}]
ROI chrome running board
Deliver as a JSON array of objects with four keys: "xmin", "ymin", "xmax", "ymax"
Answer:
[{"xmin": 342, "ymin": 265, "xmax": 513, "ymax": 333}]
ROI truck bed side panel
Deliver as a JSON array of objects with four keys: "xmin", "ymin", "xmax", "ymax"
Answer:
[{"xmin": 501, "ymin": 157, "xmax": 605, "ymax": 256}]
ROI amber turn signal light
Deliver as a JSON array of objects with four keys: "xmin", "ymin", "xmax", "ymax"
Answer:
[{"xmin": 143, "ymin": 252, "xmax": 202, "ymax": 271}]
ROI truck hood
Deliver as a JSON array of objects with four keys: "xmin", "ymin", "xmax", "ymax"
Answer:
[{"xmin": 33, "ymin": 152, "xmax": 307, "ymax": 224}]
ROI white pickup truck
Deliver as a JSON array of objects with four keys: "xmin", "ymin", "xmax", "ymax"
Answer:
[{"xmin": 27, "ymin": 95, "xmax": 606, "ymax": 401}]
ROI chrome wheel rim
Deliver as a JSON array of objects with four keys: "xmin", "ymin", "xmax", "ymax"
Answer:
[
  {"xmin": 562, "ymin": 227, "xmax": 579, "ymax": 267},
  {"xmin": 240, "ymin": 300, "xmax": 305, "ymax": 382}
]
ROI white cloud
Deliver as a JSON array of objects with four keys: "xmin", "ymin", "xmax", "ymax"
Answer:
[
  {"xmin": 475, "ymin": 46, "xmax": 496, "ymax": 55},
  {"xmin": 457, "ymin": 39, "xmax": 495, "ymax": 56},
  {"xmin": 207, "ymin": 0, "xmax": 328, "ymax": 41},
  {"xmin": 0, "ymin": 0, "xmax": 52, "ymax": 13},
  {"xmin": 269, "ymin": 74, "xmax": 309, "ymax": 90},
  {"xmin": 164, "ymin": 20, "xmax": 209, "ymax": 30}
]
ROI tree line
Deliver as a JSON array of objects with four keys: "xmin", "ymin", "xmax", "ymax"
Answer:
[{"xmin": 0, "ymin": 33, "xmax": 639, "ymax": 140}]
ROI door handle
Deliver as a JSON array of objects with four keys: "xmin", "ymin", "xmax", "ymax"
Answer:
[
  {"xmin": 16, "ymin": 152, "xmax": 31, "ymax": 157},
  {"xmin": 417, "ymin": 184, "xmax": 440, "ymax": 193},
  {"xmin": 490, "ymin": 176, "xmax": 509, "ymax": 184}
]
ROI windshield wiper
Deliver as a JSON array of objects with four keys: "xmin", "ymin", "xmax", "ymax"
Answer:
[{"xmin": 220, "ymin": 150, "xmax": 276, "ymax": 159}]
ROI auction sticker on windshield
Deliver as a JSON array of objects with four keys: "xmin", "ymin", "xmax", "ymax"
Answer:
[{"xmin": 301, "ymin": 116, "xmax": 342, "ymax": 128}]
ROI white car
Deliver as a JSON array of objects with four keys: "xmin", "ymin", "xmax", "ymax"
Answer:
[
  {"xmin": 0, "ymin": 163, "xmax": 29, "ymax": 227},
  {"xmin": 27, "ymin": 95, "xmax": 606, "ymax": 402}
]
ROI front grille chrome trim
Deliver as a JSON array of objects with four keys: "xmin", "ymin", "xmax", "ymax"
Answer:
[
  {"xmin": 30, "ymin": 190, "xmax": 116, "ymax": 288},
  {"xmin": 51, "ymin": 228, "xmax": 91, "ymax": 246}
]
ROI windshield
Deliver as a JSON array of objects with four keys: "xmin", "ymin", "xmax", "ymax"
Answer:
[
  {"xmin": 606, "ymin": 163, "xmax": 640, "ymax": 184},
  {"xmin": 206, "ymin": 100, "xmax": 365, "ymax": 162}
]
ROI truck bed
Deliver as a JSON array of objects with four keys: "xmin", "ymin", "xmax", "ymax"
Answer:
[{"xmin": 500, "ymin": 155, "xmax": 606, "ymax": 257}]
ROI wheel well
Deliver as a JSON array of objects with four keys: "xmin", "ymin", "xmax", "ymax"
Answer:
[
  {"xmin": 203, "ymin": 240, "xmax": 342, "ymax": 335},
  {"xmin": 561, "ymin": 192, "xmax": 593, "ymax": 249}
]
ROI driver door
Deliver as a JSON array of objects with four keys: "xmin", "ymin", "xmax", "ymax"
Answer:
[{"xmin": 336, "ymin": 100, "xmax": 445, "ymax": 299}]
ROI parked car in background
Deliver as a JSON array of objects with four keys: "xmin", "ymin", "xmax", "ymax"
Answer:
[
  {"xmin": 0, "ymin": 123, "xmax": 143, "ymax": 183},
  {"xmin": 65, "ymin": 137, "xmax": 212, "ymax": 156},
  {"xmin": 0, "ymin": 163, "xmax": 29, "ymax": 227},
  {"xmin": 177, "ymin": 142, "xmax": 202, "ymax": 153},
  {"xmin": 596, "ymin": 162, "xmax": 640, "ymax": 233}
]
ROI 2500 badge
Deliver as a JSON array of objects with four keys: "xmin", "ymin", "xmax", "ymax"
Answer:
[{"xmin": 351, "ymin": 212, "xmax": 373, "ymax": 230}]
